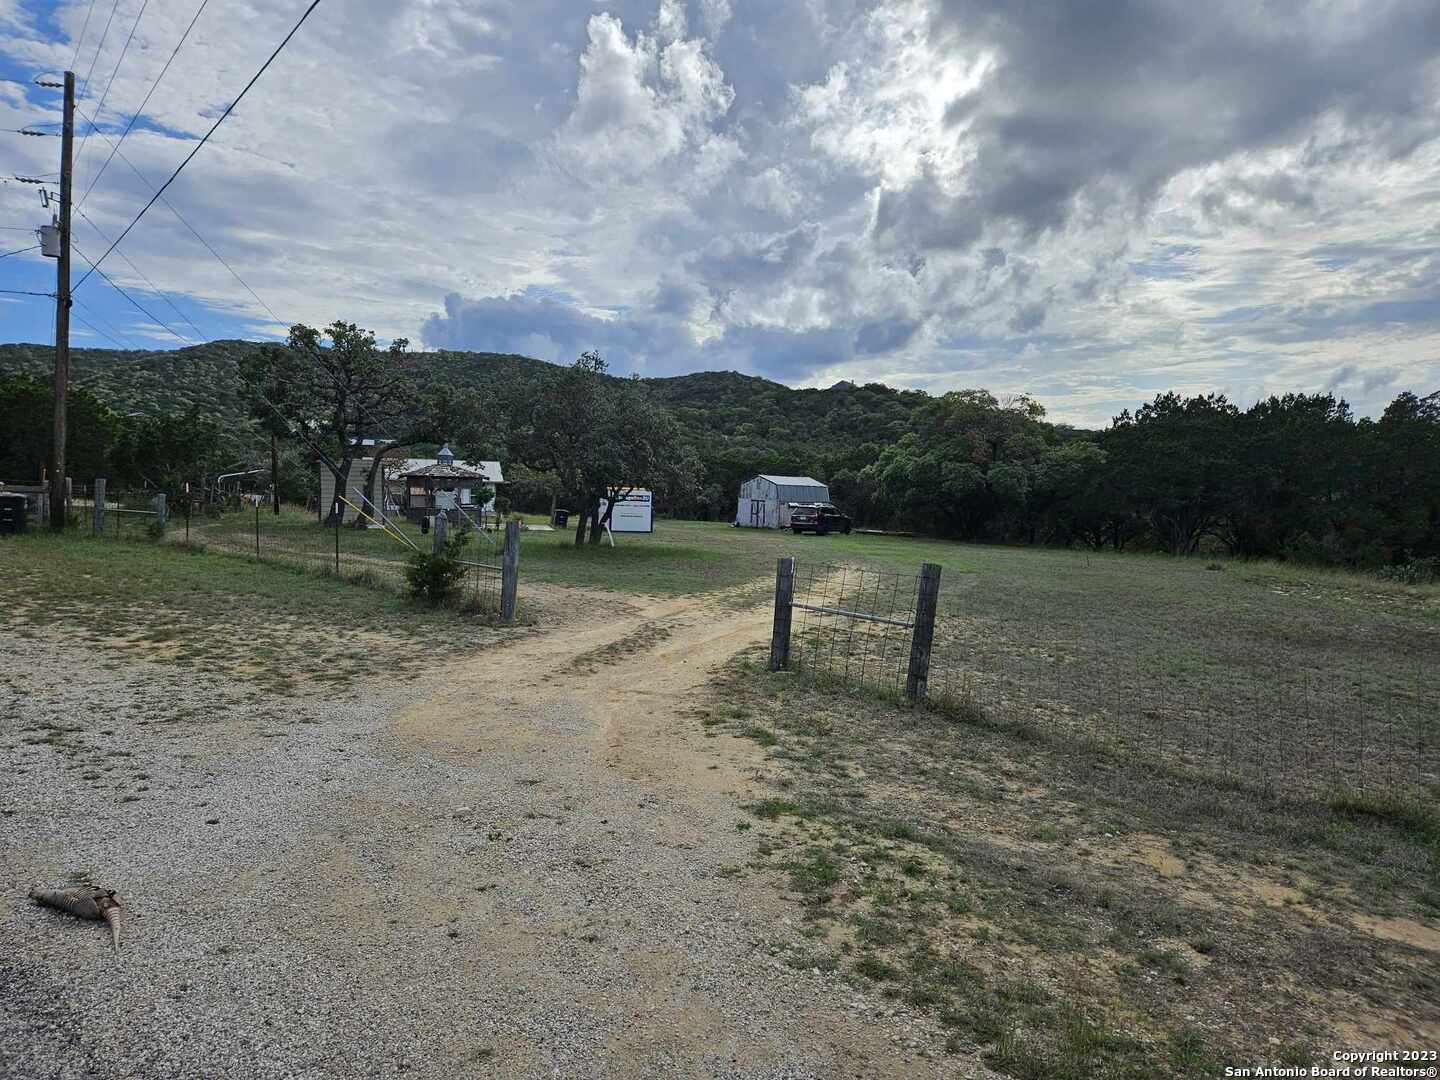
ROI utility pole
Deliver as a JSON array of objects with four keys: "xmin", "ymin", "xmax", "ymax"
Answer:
[{"xmin": 49, "ymin": 70, "xmax": 75, "ymax": 530}]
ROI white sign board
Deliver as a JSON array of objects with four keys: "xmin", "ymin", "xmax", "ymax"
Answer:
[{"xmin": 599, "ymin": 488, "xmax": 653, "ymax": 533}]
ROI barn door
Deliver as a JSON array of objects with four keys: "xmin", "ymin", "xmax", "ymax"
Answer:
[{"xmin": 750, "ymin": 499, "xmax": 763, "ymax": 527}]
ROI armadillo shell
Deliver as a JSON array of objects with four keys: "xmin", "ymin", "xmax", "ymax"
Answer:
[{"xmin": 29, "ymin": 886, "xmax": 120, "ymax": 922}]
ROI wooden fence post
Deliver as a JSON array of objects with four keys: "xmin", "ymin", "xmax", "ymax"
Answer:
[
  {"xmin": 432, "ymin": 511, "xmax": 447, "ymax": 555},
  {"xmin": 153, "ymin": 493, "xmax": 167, "ymax": 529},
  {"xmin": 255, "ymin": 502, "xmax": 261, "ymax": 559},
  {"xmin": 500, "ymin": 519, "xmax": 521, "ymax": 624},
  {"xmin": 906, "ymin": 562, "xmax": 943, "ymax": 701},
  {"xmin": 769, "ymin": 555, "xmax": 796, "ymax": 671},
  {"xmin": 92, "ymin": 477, "xmax": 105, "ymax": 535}
]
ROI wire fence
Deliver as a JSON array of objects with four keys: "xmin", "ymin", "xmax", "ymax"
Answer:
[
  {"xmin": 782, "ymin": 559, "xmax": 1438, "ymax": 803},
  {"xmin": 789, "ymin": 561, "xmax": 921, "ymax": 696},
  {"xmin": 925, "ymin": 605, "xmax": 1437, "ymax": 804},
  {"xmin": 87, "ymin": 497, "xmax": 511, "ymax": 617},
  {"xmin": 72, "ymin": 484, "xmax": 166, "ymax": 540}
]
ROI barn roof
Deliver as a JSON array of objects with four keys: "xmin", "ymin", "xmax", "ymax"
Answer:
[{"xmin": 757, "ymin": 474, "xmax": 826, "ymax": 488}]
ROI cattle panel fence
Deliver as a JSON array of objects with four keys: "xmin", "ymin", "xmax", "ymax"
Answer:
[
  {"xmin": 85, "ymin": 480, "xmax": 519, "ymax": 622},
  {"xmin": 768, "ymin": 556, "xmax": 1437, "ymax": 803}
]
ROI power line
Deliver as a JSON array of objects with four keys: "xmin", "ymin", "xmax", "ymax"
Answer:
[
  {"xmin": 74, "ymin": 203, "xmax": 207, "ymax": 341},
  {"xmin": 72, "ymin": 241, "xmax": 193, "ymax": 344},
  {"xmin": 0, "ymin": 243, "xmax": 40, "ymax": 259},
  {"xmin": 75, "ymin": 0, "xmax": 151, "ymax": 184},
  {"xmin": 79, "ymin": 0, "xmax": 123, "ymax": 99},
  {"xmin": 72, "ymin": 303, "xmax": 130, "ymax": 348},
  {"xmin": 3, "ymin": 128, "xmax": 61, "ymax": 136},
  {"xmin": 77, "ymin": 0, "xmax": 211, "ymax": 212},
  {"xmin": 73, "ymin": 295, "xmax": 132, "ymax": 345},
  {"xmin": 70, "ymin": 0, "xmax": 101, "ymax": 71},
  {"xmin": 0, "ymin": 288, "xmax": 54, "ymax": 297},
  {"xmin": 71, "ymin": 107, "xmax": 288, "ymax": 329},
  {"xmin": 74, "ymin": 0, "xmax": 323, "ymax": 290}
]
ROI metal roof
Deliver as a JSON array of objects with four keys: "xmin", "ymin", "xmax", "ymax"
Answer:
[
  {"xmin": 756, "ymin": 474, "xmax": 826, "ymax": 488},
  {"xmin": 405, "ymin": 462, "xmax": 487, "ymax": 480},
  {"xmin": 393, "ymin": 458, "xmax": 505, "ymax": 483}
]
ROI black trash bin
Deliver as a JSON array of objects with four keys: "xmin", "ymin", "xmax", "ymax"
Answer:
[
  {"xmin": 0, "ymin": 493, "xmax": 27, "ymax": 535},
  {"xmin": 553, "ymin": 509, "xmax": 570, "ymax": 528}
]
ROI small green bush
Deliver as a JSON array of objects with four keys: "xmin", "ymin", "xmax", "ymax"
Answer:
[
  {"xmin": 1376, "ymin": 557, "xmax": 1440, "ymax": 585},
  {"xmin": 405, "ymin": 531, "xmax": 469, "ymax": 605}
]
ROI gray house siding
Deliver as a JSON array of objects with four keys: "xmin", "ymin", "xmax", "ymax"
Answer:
[{"xmin": 317, "ymin": 458, "xmax": 385, "ymax": 524}]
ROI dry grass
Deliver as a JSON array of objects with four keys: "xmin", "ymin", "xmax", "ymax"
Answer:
[
  {"xmin": 2, "ymin": 532, "xmax": 509, "ymax": 694},
  {"xmin": 699, "ymin": 652, "xmax": 1440, "ymax": 1079}
]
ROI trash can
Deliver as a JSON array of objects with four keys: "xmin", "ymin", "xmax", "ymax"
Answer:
[
  {"xmin": 0, "ymin": 493, "xmax": 27, "ymax": 535},
  {"xmin": 553, "ymin": 509, "xmax": 570, "ymax": 528},
  {"xmin": 420, "ymin": 515, "xmax": 430, "ymax": 535}
]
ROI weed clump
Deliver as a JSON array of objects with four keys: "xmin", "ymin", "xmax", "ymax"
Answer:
[{"xmin": 405, "ymin": 531, "xmax": 469, "ymax": 605}]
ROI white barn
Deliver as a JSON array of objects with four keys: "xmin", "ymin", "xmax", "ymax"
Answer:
[{"xmin": 735, "ymin": 474, "xmax": 830, "ymax": 529}]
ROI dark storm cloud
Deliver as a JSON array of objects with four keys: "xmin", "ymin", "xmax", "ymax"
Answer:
[
  {"xmin": 420, "ymin": 289, "xmax": 690, "ymax": 368},
  {"xmin": 687, "ymin": 223, "xmax": 821, "ymax": 286},
  {"xmin": 422, "ymin": 290, "xmax": 875, "ymax": 381},
  {"xmin": 919, "ymin": 0, "xmax": 1440, "ymax": 243}
]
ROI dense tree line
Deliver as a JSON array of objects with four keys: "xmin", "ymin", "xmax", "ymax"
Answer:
[
  {"xmin": 0, "ymin": 373, "xmax": 258, "ymax": 497},
  {"xmin": 825, "ymin": 388, "xmax": 1440, "ymax": 568},
  {"xmin": 2, "ymin": 337, "xmax": 1435, "ymax": 569}
]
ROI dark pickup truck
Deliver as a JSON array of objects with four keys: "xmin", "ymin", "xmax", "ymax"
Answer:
[{"xmin": 788, "ymin": 502, "xmax": 852, "ymax": 535}]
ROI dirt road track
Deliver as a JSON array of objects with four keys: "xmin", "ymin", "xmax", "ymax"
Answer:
[{"xmin": 2, "ymin": 583, "xmax": 975, "ymax": 1079}]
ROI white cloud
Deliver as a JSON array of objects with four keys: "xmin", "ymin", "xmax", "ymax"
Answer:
[
  {"xmin": 1, "ymin": 0, "xmax": 1437, "ymax": 426},
  {"xmin": 556, "ymin": 12, "xmax": 733, "ymax": 182}
]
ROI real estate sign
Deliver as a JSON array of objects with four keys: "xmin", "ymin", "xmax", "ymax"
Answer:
[{"xmin": 599, "ymin": 488, "xmax": 654, "ymax": 533}]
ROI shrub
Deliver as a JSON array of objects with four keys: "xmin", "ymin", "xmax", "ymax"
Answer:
[
  {"xmin": 404, "ymin": 530, "xmax": 469, "ymax": 605},
  {"xmin": 1376, "ymin": 557, "xmax": 1440, "ymax": 586}
]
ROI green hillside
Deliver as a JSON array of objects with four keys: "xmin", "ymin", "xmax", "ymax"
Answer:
[{"xmin": 0, "ymin": 341, "xmax": 927, "ymax": 486}]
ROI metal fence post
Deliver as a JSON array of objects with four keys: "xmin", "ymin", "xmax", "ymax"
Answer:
[
  {"xmin": 432, "ymin": 512, "xmax": 447, "ymax": 555},
  {"xmin": 500, "ymin": 519, "xmax": 521, "ymax": 624},
  {"xmin": 769, "ymin": 556, "xmax": 796, "ymax": 671},
  {"xmin": 255, "ymin": 502, "xmax": 261, "ymax": 559},
  {"xmin": 334, "ymin": 515, "xmax": 340, "ymax": 575},
  {"xmin": 906, "ymin": 562, "xmax": 943, "ymax": 701},
  {"xmin": 92, "ymin": 477, "xmax": 105, "ymax": 535}
]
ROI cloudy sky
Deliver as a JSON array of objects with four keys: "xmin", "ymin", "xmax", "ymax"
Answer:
[{"xmin": 2, "ymin": 0, "xmax": 1438, "ymax": 425}]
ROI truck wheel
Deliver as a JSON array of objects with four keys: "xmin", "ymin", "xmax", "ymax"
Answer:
[
  {"xmin": 792, "ymin": 527, "xmax": 803, "ymax": 535},
  {"xmin": 842, "ymin": 523, "xmax": 852, "ymax": 535}
]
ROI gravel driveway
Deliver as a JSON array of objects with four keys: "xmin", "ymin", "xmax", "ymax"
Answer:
[{"xmin": 1, "ymin": 588, "xmax": 979, "ymax": 1079}]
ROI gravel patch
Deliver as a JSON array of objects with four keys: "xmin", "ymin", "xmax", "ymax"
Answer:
[{"xmin": 1, "ymin": 626, "xmax": 977, "ymax": 1079}]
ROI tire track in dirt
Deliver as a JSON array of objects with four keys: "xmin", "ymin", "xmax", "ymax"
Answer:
[
  {"xmin": 369, "ymin": 584, "xmax": 972, "ymax": 1077},
  {"xmin": 394, "ymin": 585, "xmax": 776, "ymax": 798}
]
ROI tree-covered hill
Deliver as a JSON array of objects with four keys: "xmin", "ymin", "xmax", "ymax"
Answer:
[
  {"xmin": 5, "ymin": 340, "xmax": 1433, "ymax": 569},
  {"xmin": 0, "ymin": 341, "xmax": 928, "ymax": 479}
]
